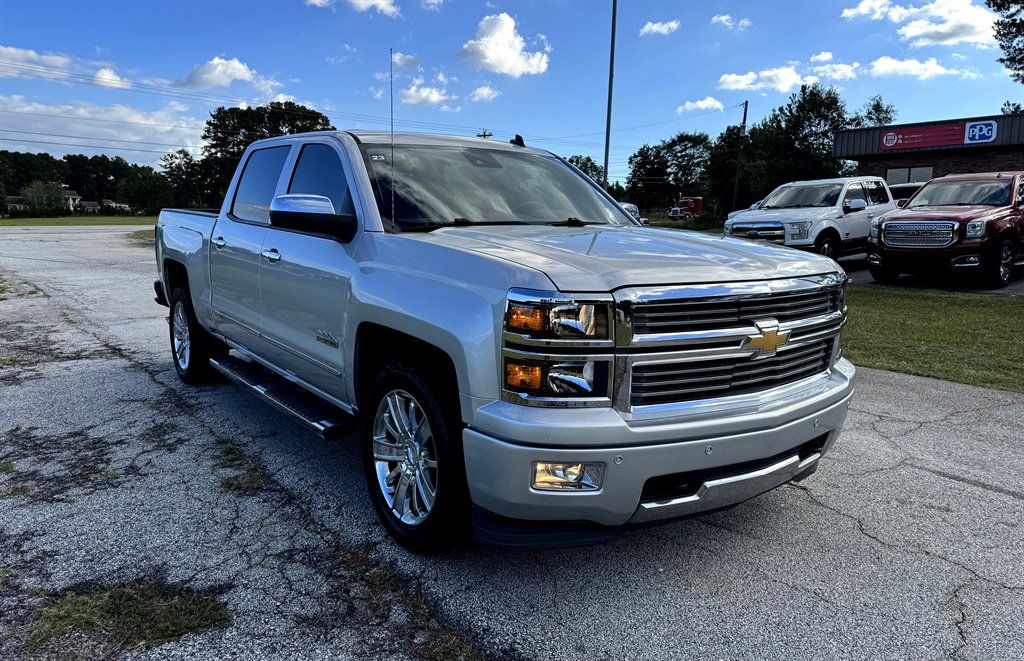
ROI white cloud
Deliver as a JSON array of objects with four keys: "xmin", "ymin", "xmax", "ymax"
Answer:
[
  {"xmin": 422, "ymin": 0, "xmax": 444, "ymax": 9},
  {"xmin": 177, "ymin": 56, "xmax": 282, "ymax": 97},
  {"xmin": 870, "ymin": 55, "xmax": 960, "ymax": 78},
  {"xmin": 92, "ymin": 67, "xmax": 130, "ymax": 89},
  {"xmin": 812, "ymin": 62, "xmax": 861, "ymax": 80},
  {"xmin": 440, "ymin": 104, "xmax": 461, "ymax": 112},
  {"xmin": 0, "ymin": 46, "xmax": 74, "ymax": 78},
  {"xmin": 348, "ymin": 0, "xmax": 399, "ymax": 17},
  {"xmin": 399, "ymin": 78, "xmax": 456, "ymax": 105},
  {"xmin": 676, "ymin": 96, "xmax": 724, "ymax": 113},
  {"xmin": 639, "ymin": 20, "xmax": 680, "ymax": 36},
  {"xmin": 711, "ymin": 14, "xmax": 752, "ymax": 30},
  {"xmin": 305, "ymin": 0, "xmax": 333, "ymax": 6},
  {"xmin": 460, "ymin": 13, "xmax": 549, "ymax": 77},
  {"xmin": 391, "ymin": 51, "xmax": 417, "ymax": 69},
  {"xmin": 718, "ymin": 67, "xmax": 816, "ymax": 92},
  {"xmin": 0, "ymin": 94, "xmax": 205, "ymax": 165},
  {"xmin": 810, "ymin": 51, "xmax": 833, "ymax": 63},
  {"xmin": 370, "ymin": 87, "xmax": 385, "ymax": 99},
  {"xmin": 469, "ymin": 85, "xmax": 500, "ymax": 101},
  {"xmin": 841, "ymin": 0, "xmax": 996, "ymax": 48}
]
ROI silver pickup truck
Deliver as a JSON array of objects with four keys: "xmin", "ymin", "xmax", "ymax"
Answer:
[{"xmin": 155, "ymin": 131, "xmax": 855, "ymax": 550}]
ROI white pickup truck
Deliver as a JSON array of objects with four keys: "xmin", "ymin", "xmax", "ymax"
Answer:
[
  {"xmin": 155, "ymin": 131, "xmax": 855, "ymax": 550},
  {"xmin": 724, "ymin": 176, "xmax": 896, "ymax": 258}
]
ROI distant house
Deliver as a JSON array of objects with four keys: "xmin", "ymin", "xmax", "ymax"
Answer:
[
  {"xmin": 64, "ymin": 189, "xmax": 81, "ymax": 211},
  {"xmin": 101, "ymin": 199, "xmax": 130, "ymax": 212},
  {"xmin": 80, "ymin": 201, "xmax": 101, "ymax": 214},
  {"xmin": 5, "ymin": 195, "xmax": 28, "ymax": 211}
]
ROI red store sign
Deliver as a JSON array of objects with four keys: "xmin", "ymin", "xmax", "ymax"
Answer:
[{"xmin": 880, "ymin": 123, "xmax": 965, "ymax": 150}]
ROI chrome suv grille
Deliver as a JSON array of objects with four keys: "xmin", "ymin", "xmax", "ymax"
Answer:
[
  {"xmin": 631, "ymin": 339, "xmax": 834, "ymax": 406},
  {"xmin": 730, "ymin": 222, "xmax": 785, "ymax": 242},
  {"xmin": 632, "ymin": 288, "xmax": 841, "ymax": 335},
  {"xmin": 882, "ymin": 222, "xmax": 957, "ymax": 248}
]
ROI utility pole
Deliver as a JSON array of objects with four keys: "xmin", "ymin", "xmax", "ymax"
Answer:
[
  {"xmin": 476, "ymin": 129, "xmax": 493, "ymax": 139},
  {"xmin": 602, "ymin": 0, "xmax": 618, "ymax": 190},
  {"xmin": 731, "ymin": 99, "xmax": 749, "ymax": 212}
]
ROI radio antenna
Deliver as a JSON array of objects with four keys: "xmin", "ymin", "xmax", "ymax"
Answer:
[{"xmin": 389, "ymin": 47, "xmax": 395, "ymax": 226}]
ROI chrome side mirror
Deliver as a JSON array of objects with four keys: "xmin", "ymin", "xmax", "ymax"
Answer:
[
  {"xmin": 844, "ymin": 198, "xmax": 867, "ymax": 213},
  {"xmin": 270, "ymin": 194, "xmax": 357, "ymax": 242}
]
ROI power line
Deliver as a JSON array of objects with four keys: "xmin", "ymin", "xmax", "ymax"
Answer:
[{"xmin": 1, "ymin": 129, "xmax": 203, "ymax": 149}]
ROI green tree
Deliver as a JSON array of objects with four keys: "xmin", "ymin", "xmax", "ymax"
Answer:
[
  {"xmin": 607, "ymin": 181, "xmax": 626, "ymax": 199},
  {"xmin": 988, "ymin": 0, "xmax": 1024, "ymax": 83},
  {"xmin": 659, "ymin": 131, "xmax": 711, "ymax": 194},
  {"xmin": 565, "ymin": 155, "xmax": 605, "ymax": 184},
  {"xmin": 201, "ymin": 101, "xmax": 334, "ymax": 200},
  {"xmin": 119, "ymin": 167, "xmax": 174, "ymax": 215},
  {"xmin": 1, "ymin": 151, "xmax": 69, "ymax": 195},
  {"xmin": 160, "ymin": 149, "xmax": 207, "ymax": 208},
  {"xmin": 20, "ymin": 180, "xmax": 66, "ymax": 216},
  {"xmin": 850, "ymin": 95, "xmax": 897, "ymax": 128},
  {"xmin": 1002, "ymin": 100, "xmax": 1023, "ymax": 114},
  {"xmin": 625, "ymin": 144, "xmax": 674, "ymax": 210}
]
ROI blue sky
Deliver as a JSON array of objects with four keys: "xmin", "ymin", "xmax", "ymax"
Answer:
[{"xmin": 1, "ymin": 0, "xmax": 1019, "ymax": 182}]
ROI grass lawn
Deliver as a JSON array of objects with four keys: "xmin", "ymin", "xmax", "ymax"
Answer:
[
  {"xmin": 0, "ymin": 216, "xmax": 156, "ymax": 227},
  {"xmin": 843, "ymin": 283, "xmax": 1024, "ymax": 393}
]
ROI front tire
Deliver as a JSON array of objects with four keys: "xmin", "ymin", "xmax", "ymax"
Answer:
[
  {"xmin": 815, "ymin": 233, "xmax": 841, "ymax": 260},
  {"xmin": 362, "ymin": 363, "xmax": 468, "ymax": 552},
  {"xmin": 986, "ymin": 239, "xmax": 1015, "ymax": 288},
  {"xmin": 168, "ymin": 286, "xmax": 220, "ymax": 384}
]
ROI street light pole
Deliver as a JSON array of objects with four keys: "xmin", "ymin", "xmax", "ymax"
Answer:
[
  {"xmin": 731, "ymin": 99, "xmax": 749, "ymax": 212},
  {"xmin": 602, "ymin": 0, "xmax": 618, "ymax": 190}
]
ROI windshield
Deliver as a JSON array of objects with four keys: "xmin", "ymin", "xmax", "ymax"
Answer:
[
  {"xmin": 762, "ymin": 184, "xmax": 843, "ymax": 209},
  {"xmin": 359, "ymin": 144, "xmax": 635, "ymax": 230},
  {"xmin": 908, "ymin": 180, "xmax": 1012, "ymax": 208}
]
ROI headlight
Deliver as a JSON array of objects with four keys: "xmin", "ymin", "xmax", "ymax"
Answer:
[
  {"xmin": 966, "ymin": 219, "xmax": 986, "ymax": 238},
  {"xmin": 786, "ymin": 221, "xmax": 812, "ymax": 240},
  {"xmin": 869, "ymin": 219, "xmax": 880, "ymax": 238},
  {"xmin": 504, "ymin": 358, "xmax": 608, "ymax": 398},
  {"xmin": 505, "ymin": 290, "xmax": 611, "ymax": 342},
  {"xmin": 723, "ymin": 224, "xmax": 732, "ymax": 236}
]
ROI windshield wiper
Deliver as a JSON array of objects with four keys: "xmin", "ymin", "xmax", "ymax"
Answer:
[
  {"xmin": 547, "ymin": 217, "xmax": 600, "ymax": 227},
  {"xmin": 399, "ymin": 218, "xmax": 531, "ymax": 232}
]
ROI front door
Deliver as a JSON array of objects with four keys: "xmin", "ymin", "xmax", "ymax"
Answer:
[
  {"xmin": 209, "ymin": 145, "xmax": 291, "ymax": 349},
  {"xmin": 259, "ymin": 142, "xmax": 359, "ymax": 404},
  {"xmin": 840, "ymin": 182, "xmax": 872, "ymax": 248}
]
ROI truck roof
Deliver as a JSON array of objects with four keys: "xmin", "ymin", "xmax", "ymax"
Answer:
[
  {"xmin": 250, "ymin": 129, "xmax": 552, "ymax": 156},
  {"xmin": 931, "ymin": 171, "xmax": 1024, "ymax": 181},
  {"xmin": 783, "ymin": 176, "xmax": 884, "ymax": 186}
]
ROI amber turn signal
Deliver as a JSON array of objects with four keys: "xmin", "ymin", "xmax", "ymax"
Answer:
[
  {"xmin": 507, "ymin": 304, "xmax": 548, "ymax": 332},
  {"xmin": 506, "ymin": 361, "xmax": 544, "ymax": 391}
]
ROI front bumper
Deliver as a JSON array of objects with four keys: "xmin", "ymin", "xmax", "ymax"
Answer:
[
  {"xmin": 868, "ymin": 237, "xmax": 990, "ymax": 272},
  {"xmin": 463, "ymin": 359, "xmax": 855, "ymax": 531}
]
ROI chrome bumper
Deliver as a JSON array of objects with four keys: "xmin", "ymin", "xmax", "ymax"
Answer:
[{"xmin": 630, "ymin": 451, "xmax": 819, "ymax": 523}]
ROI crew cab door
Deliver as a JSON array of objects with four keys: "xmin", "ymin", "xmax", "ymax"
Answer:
[
  {"xmin": 209, "ymin": 145, "xmax": 291, "ymax": 349},
  {"xmin": 840, "ymin": 182, "xmax": 872, "ymax": 248},
  {"xmin": 258, "ymin": 142, "xmax": 359, "ymax": 403}
]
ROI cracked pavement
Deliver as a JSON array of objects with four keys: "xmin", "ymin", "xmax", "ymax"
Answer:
[{"xmin": 1, "ymin": 225, "xmax": 1022, "ymax": 660}]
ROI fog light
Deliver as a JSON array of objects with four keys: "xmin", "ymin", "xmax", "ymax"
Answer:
[
  {"xmin": 506, "ymin": 362, "xmax": 544, "ymax": 391},
  {"xmin": 532, "ymin": 462, "xmax": 605, "ymax": 491}
]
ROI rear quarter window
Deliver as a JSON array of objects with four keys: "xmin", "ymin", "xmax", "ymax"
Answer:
[{"xmin": 231, "ymin": 146, "xmax": 291, "ymax": 224}]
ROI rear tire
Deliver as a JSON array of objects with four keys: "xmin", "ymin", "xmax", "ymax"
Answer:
[
  {"xmin": 168, "ymin": 286, "xmax": 222, "ymax": 384},
  {"xmin": 985, "ymin": 239, "xmax": 1015, "ymax": 288},
  {"xmin": 869, "ymin": 265, "xmax": 900, "ymax": 284},
  {"xmin": 362, "ymin": 363, "xmax": 469, "ymax": 552},
  {"xmin": 815, "ymin": 233, "xmax": 841, "ymax": 260}
]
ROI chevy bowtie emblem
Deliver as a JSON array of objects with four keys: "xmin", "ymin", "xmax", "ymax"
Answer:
[{"xmin": 745, "ymin": 319, "xmax": 790, "ymax": 357}]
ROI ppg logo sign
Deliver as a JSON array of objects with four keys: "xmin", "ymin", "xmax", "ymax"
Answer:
[{"xmin": 965, "ymin": 121, "xmax": 997, "ymax": 144}]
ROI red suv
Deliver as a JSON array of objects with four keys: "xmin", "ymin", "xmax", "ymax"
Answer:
[{"xmin": 867, "ymin": 172, "xmax": 1023, "ymax": 287}]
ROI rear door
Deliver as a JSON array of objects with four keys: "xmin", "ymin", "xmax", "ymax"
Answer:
[
  {"xmin": 840, "ymin": 182, "xmax": 872, "ymax": 249},
  {"xmin": 258, "ymin": 141, "xmax": 360, "ymax": 403},
  {"xmin": 209, "ymin": 145, "xmax": 291, "ymax": 349}
]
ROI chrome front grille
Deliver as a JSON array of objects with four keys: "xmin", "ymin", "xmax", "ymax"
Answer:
[
  {"xmin": 882, "ymin": 222, "xmax": 957, "ymax": 248},
  {"xmin": 730, "ymin": 222, "xmax": 785, "ymax": 243},
  {"xmin": 631, "ymin": 288, "xmax": 841, "ymax": 335},
  {"xmin": 631, "ymin": 339, "xmax": 834, "ymax": 406}
]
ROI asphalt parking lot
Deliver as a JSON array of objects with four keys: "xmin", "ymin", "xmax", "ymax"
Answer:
[
  {"xmin": 839, "ymin": 253, "xmax": 1024, "ymax": 296},
  {"xmin": 1, "ymin": 226, "xmax": 1022, "ymax": 660}
]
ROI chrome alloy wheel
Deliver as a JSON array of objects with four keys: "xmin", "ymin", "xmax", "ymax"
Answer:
[
  {"xmin": 372, "ymin": 390, "xmax": 438, "ymax": 526},
  {"xmin": 172, "ymin": 301, "xmax": 191, "ymax": 370},
  {"xmin": 999, "ymin": 243, "xmax": 1013, "ymax": 283}
]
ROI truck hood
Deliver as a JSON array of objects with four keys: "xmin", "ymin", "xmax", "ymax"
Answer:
[
  {"xmin": 729, "ymin": 207, "xmax": 839, "ymax": 224},
  {"xmin": 883, "ymin": 204, "xmax": 1008, "ymax": 225},
  {"xmin": 414, "ymin": 225, "xmax": 839, "ymax": 292}
]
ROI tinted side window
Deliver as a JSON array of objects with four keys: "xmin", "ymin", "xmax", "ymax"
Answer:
[
  {"xmin": 1017, "ymin": 178, "xmax": 1024, "ymax": 207},
  {"xmin": 288, "ymin": 144, "xmax": 355, "ymax": 215},
  {"xmin": 232, "ymin": 146, "xmax": 290, "ymax": 224},
  {"xmin": 844, "ymin": 183, "xmax": 867, "ymax": 205},
  {"xmin": 865, "ymin": 181, "xmax": 890, "ymax": 206}
]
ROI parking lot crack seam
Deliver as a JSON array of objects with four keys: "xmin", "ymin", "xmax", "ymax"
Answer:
[
  {"xmin": 944, "ymin": 578, "xmax": 976, "ymax": 660},
  {"xmin": 788, "ymin": 483, "xmax": 1024, "ymax": 592}
]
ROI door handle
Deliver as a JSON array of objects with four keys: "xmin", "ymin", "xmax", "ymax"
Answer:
[
  {"xmin": 261, "ymin": 248, "xmax": 282, "ymax": 263},
  {"xmin": 211, "ymin": 236, "xmax": 226, "ymax": 249}
]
